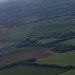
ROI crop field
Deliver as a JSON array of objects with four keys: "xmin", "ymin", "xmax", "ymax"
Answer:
[
  {"xmin": 0, "ymin": 47, "xmax": 55, "ymax": 67},
  {"xmin": 36, "ymin": 50, "xmax": 75, "ymax": 65},
  {"xmin": 61, "ymin": 38, "xmax": 75, "ymax": 45},
  {"xmin": 0, "ymin": 15, "xmax": 75, "ymax": 39},
  {"xmin": 0, "ymin": 65, "xmax": 68, "ymax": 75},
  {"xmin": 61, "ymin": 70, "xmax": 75, "ymax": 75},
  {"xmin": 0, "ymin": 0, "xmax": 75, "ymax": 75}
]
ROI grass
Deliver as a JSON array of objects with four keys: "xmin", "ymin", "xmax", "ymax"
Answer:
[
  {"xmin": 0, "ymin": 0, "xmax": 75, "ymax": 39},
  {"xmin": 0, "ymin": 22, "xmax": 36, "ymax": 39},
  {"xmin": 61, "ymin": 70, "xmax": 75, "ymax": 75},
  {"xmin": 36, "ymin": 50, "xmax": 75, "ymax": 65},
  {"xmin": 0, "ymin": 16, "xmax": 75, "ymax": 39},
  {"xmin": 0, "ymin": 0, "xmax": 75, "ymax": 74},
  {"xmin": 0, "ymin": 65, "xmax": 68, "ymax": 75},
  {"xmin": 38, "ymin": 38, "xmax": 57, "ymax": 44},
  {"xmin": 32, "ymin": 25, "xmax": 75, "ymax": 38},
  {"xmin": 30, "ymin": 16, "xmax": 75, "ymax": 37},
  {"xmin": 61, "ymin": 38, "xmax": 75, "ymax": 45}
]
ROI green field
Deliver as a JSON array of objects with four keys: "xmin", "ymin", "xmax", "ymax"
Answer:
[
  {"xmin": 0, "ymin": 0, "xmax": 75, "ymax": 74},
  {"xmin": 61, "ymin": 70, "xmax": 75, "ymax": 75},
  {"xmin": 0, "ymin": 23, "xmax": 36, "ymax": 39},
  {"xmin": 61, "ymin": 38, "xmax": 75, "ymax": 45},
  {"xmin": 36, "ymin": 50, "xmax": 75, "ymax": 65},
  {"xmin": 31, "ymin": 16, "xmax": 75, "ymax": 37},
  {"xmin": 0, "ymin": 16, "xmax": 75, "ymax": 39},
  {"xmin": 38, "ymin": 38, "xmax": 57, "ymax": 44},
  {"xmin": 0, "ymin": 65, "xmax": 68, "ymax": 75}
]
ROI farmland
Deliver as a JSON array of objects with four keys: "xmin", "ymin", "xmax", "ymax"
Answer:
[
  {"xmin": 0, "ymin": 47, "xmax": 55, "ymax": 67},
  {"xmin": 0, "ymin": 0, "xmax": 75, "ymax": 75},
  {"xmin": 0, "ymin": 65, "xmax": 68, "ymax": 75},
  {"xmin": 61, "ymin": 70, "xmax": 75, "ymax": 75},
  {"xmin": 0, "ymin": 47, "xmax": 35, "ymax": 57},
  {"xmin": 0, "ymin": 23, "xmax": 36, "ymax": 39},
  {"xmin": 0, "ymin": 16, "xmax": 75, "ymax": 39},
  {"xmin": 0, "ymin": 0, "xmax": 75, "ymax": 39},
  {"xmin": 36, "ymin": 50, "xmax": 75, "ymax": 65}
]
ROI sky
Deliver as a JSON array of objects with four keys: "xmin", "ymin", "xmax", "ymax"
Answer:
[
  {"xmin": 0, "ymin": 0, "xmax": 8, "ymax": 2},
  {"xmin": 0, "ymin": 0, "xmax": 25, "ymax": 1}
]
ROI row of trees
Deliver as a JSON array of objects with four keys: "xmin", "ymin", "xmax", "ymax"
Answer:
[
  {"xmin": 0, "ymin": 61, "xmax": 75, "ymax": 71},
  {"xmin": 52, "ymin": 44, "xmax": 75, "ymax": 53},
  {"xmin": 22, "ymin": 62, "xmax": 75, "ymax": 70},
  {"xmin": 38, "ymin": 31, "xmax": 75, "ymax": 39}
]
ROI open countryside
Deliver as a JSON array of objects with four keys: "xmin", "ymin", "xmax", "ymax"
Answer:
[{"xmin": 0, "ymin": 0, "xmax": 75, "ymax": 75}]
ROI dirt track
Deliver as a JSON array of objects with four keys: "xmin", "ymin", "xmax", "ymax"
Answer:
[{"xmin": 0, "ymin": 47, "xmax": 56, "ymax": 67}]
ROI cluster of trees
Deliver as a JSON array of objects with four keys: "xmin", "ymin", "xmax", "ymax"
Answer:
[
  {"xmin": 15, "ymin": 36, "xmax": 73, "ymax": 48},
  {"xmin": 13, "ymin": 37, "xmax": 75, "ymax": 53},
  {"xmin": 38, "ymin": 38, "xmax": 75, "ymax": 53},
  {"xmin": 14, "ymin": 36, "xmax": 75, "ymax": 53},
  {"xmin": 15, "ymin": 38, "xmax": 38, "ymax": 48},
  {"xmin": 1, "ymin": 31, "xmax": 75, "ymax": 53}
]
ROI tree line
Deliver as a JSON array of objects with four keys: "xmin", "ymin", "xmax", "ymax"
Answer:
[
  {"xmin": 1, "ymin": 31, "xmax": 75, "ymax": 53},
  {"xmin": 0, "ymin": 58, "xmax": 75, "ymax": 71}
]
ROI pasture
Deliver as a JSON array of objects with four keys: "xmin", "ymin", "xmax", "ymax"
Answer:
[
  {"xmin": 0, "ymin": 65, "xmax": 68, "ymax": 75},
  {"xmin": 0, "ymin": 23, "xmax": 36, "ymax": 39},
  {"xmin": 36, "ymin": 50, "xmax": 75, "ymax": 65},
  {"xmin": 0, "ymin": 15, "xmax": 75, "ymax": 39},
  {"xmin": 61, "ymin": 70, "xmax": 75, "ymax": 75}
]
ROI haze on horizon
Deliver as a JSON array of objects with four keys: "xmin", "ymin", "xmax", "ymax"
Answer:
[{"xmin": 0, "ymin": 0, "xmax": 7, "ymax": 2}]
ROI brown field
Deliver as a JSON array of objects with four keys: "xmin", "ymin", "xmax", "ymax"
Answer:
[{"xmin": 0, "ymin": 47, "xmax": 56, "ymax": 67}]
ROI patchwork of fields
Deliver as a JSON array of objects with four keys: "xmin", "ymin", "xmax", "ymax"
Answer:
[
  {"xmin": 0, "ymin": 47, "xmax": 55, "ymax": 67},
  {"xmin": 0, "ymin": 0, "xmax": 75, "ymax": 75}
]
